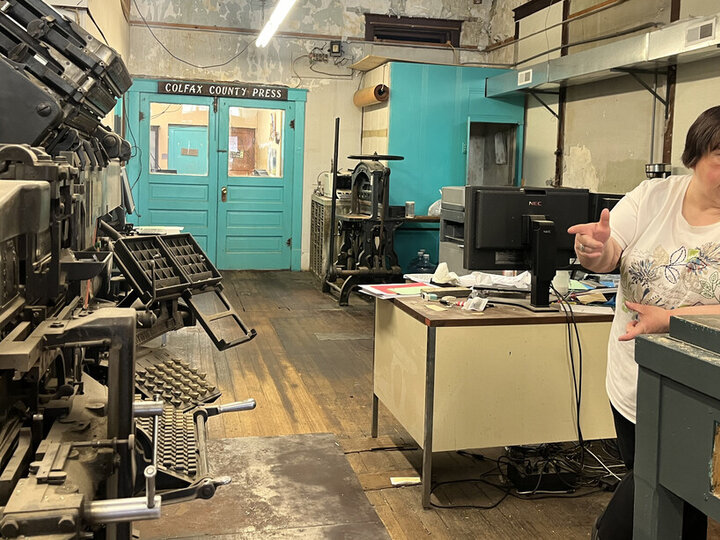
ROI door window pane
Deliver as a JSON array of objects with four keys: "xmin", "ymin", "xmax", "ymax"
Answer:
[
  {"xmin": 228, "ymin": 107, "xmax": 284, "ymax": 177},
  {"xmin": 149, "ymin": 103, "xmax": 210, "ymax": 176}
]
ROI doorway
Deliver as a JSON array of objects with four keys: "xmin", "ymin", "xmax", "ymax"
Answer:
[{"xmin": 125, "ymin": 79, "xmax": 307, "ymax": 270}]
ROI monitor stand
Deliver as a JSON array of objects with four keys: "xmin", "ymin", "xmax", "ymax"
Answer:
[{"xmin": 527, "ymin": 217, "xmax": 557, "ymax": 312}]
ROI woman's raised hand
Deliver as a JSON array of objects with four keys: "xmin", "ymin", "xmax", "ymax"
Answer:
[{"xmin": 567, "ymin": 208, "xmax": 611, "ymax": 259}]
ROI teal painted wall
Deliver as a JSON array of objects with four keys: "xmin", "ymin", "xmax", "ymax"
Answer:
[{"xmin": 386, "ymin": 63, "xmax": 525, "ymax": 272}]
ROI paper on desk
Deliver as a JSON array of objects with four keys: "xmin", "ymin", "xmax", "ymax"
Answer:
[
  {"xmin": 569, "ymin": 279, "xmax": 593, "ymax": 290},
  {"xmin": 403, "ymin": 273, "xmax": 434, "ymax": 284},
  {"xmin": 457, "ymin": 270, "xmax": 531, "ymax": 291},
  {"xmin": 394, "ymin": 286, "xmax": 427, "ymax": 295},
  {"xmin": 556, "ymin": 303, "xmax": 614, "ymax": 314},
  {"xmin": 359, "ymin": 282, "xmax": 439, "ymax": 299},
  {"xmin": 432, "ymin": 262, "xmax": 459, "ymax": 285},
  {"xmin": 578, "ymin": 292, "xmax": 610, "ymax": 304}
]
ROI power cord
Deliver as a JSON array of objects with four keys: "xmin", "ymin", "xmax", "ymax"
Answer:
[
  {"xmin": 86, "ymin": 8, "xmax": 109, "ymax": 45},
  {"xmin": 551, "ymin": 285, "xmax": 584, "ymax": 451},
  {"xmin": 132, "ymin": 0, "xmax": 250, "ymax": 69}
]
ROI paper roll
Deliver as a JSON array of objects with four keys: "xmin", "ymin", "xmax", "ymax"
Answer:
[{"xmin": 353, "ymin": 84, "xmax": 389, "ymax": 107}]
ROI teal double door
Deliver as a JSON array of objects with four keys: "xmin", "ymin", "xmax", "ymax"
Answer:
[{"xmin": 130, "ymin": 86, "xmax": 302, "ymax": 270}]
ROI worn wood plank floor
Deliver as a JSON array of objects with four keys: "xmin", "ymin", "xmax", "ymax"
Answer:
[{"xmin": 160, "ymin": 271, "xmax": 712, "ymax": 539}]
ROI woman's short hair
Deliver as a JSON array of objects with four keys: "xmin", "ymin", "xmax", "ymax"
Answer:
[{"xmin": 682, "ymin": 105, "xmax": 720, "ymax": 168}]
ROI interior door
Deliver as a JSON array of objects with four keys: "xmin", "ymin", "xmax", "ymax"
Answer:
[
  {"xmin": 216, "ymin": 99, "xmax": 295, "ymax": 270},
  {"xmin": 137, "ymin": 94, "xmax": 218, "ymax": 258}
]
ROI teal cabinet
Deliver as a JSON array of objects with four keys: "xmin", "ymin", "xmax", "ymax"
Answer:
[{"xmin": 381, "ymin": 63, "xmax": 525, "ymax": 271}]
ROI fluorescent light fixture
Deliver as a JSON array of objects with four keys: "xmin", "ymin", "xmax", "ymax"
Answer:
[{"xmin": 255, "ymin": 0, "xmax": 298, "ymax": 48}]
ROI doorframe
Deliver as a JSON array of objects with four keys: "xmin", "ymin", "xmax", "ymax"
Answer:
[{"xmin": 124, "ymin": 77, "xmax": 307, "ymax": 270}]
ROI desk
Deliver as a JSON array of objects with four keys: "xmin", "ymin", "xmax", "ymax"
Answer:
[{"xmin": 371, "ymin": 297, "xmax": 617, "ymax": 508}]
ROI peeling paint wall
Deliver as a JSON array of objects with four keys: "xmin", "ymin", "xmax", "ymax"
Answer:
[
  {"xmin": 566, "ymin": 0, "xmax": 670, "ymax": 53},
  {"xmin": 563, "ymin": 76, "xmax": 666, "ymax": 193},
  {"xmin": 128, "ymin": 0, "xmax": 491, "ymax": 270},
  {"xmin": 515, "ymin": 3, "xmax": 563, "ymax": 188}
]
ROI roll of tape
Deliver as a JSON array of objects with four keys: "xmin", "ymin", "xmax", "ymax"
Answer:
[{"xmin": 353, "ymin": 84, "xmax": 389, "ymax": 107}]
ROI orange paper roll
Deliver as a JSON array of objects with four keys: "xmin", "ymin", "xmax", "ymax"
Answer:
[{"xmin": 353, "ymin": 84, "xmax": 389, "ymax": 107}]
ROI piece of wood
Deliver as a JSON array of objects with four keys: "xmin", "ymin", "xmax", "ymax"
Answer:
[{"xmin": 358, "ymin": 470, "xmax": 420, "ymax": 491}]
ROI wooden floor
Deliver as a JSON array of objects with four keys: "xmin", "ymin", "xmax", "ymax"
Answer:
[{"xmin": 162, "ymin": 270, "xmax": 620, "ymax": 539}]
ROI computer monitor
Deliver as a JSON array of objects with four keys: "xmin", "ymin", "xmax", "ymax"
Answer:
[
  {"xmin": 464, "ymin": 185, "xmax": 591, "ymax": 309},
  {"xmin": 589, "ymin": 192, "xmax": 623, "ymax": 221}
]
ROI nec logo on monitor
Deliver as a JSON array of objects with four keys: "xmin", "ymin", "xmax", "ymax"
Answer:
[{"xmin": 528, "ymin": 201, "xmax": 543, "ymax": 207}]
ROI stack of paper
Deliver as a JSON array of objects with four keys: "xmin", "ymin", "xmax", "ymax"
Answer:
[{"xmin": 358, "ymin": 282, "xmax": 439, "ymax": 299}]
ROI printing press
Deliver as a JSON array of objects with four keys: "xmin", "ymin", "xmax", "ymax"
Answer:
[
  {"xmin": 324, "ymin": 153, "xmax": 406, "ymax": 305},
  {"xmin": 0, "ymin": 1, "xmax": 256, "ymax": 538}
]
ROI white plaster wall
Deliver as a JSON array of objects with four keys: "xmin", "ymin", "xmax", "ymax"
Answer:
[
  {"xmin": 517, "ymin": 2, "xmax": 563, "ymax": 67},
  {"xmin": 87, "ymin": 0, "xmax": 130, "ymax": 61},
  {"xmin": 681, "ymin": 0, "xmax": 720, "ymax": 18},
  {"xmin": 524, "ymin": 94, "xmax": 559, "ymax": 187}
]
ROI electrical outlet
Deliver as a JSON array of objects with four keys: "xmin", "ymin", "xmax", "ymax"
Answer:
[{"xmin": 329, "ymin": 40, "xmax": 343, "ymax": 57}]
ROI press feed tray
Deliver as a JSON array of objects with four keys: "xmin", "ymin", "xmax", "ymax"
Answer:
[
  {"xmin": 161, "ymin": 234, "xmax": 221, "ymax": 287},
  {"xmin": 183, "ymin": 289, "xmax": 257, "ymax": 351},
  {"xmin": 113, "ymin": 235, "xmax": 190, "ymax": 302},
  {"xmin": 115, "ymin": 232, "xmax": 256, "ymax": 350}
]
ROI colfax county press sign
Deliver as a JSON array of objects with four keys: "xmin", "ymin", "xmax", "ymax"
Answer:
[{"xmin": 158, "ymin": 80, "xmax": 288, "ymax": 100}]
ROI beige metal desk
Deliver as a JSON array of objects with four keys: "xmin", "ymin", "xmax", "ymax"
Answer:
[{"xmin": 371, "ymin": 297, "xmax": 617, "ymax": 508}]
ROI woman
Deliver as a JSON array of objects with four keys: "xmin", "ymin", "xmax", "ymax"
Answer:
[{"xmin": 568, "ymin": 105, "xmax": 720, "ymax": 539}]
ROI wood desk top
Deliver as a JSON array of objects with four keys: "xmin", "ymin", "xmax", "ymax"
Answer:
[
  {"xmin": 389, "ymin": 296, "xmax": 614, "ymax": 328},
  {"xmin": 403, "ymin": 215, "xmax": 440, "ymax": 223}
]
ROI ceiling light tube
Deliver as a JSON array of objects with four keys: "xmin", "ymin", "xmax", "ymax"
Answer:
[{"xmin": 255, "ymin": 0, "xmax": 298, "ymax": 48}]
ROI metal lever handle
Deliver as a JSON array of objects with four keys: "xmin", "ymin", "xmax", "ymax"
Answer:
[
  {"xmin": 161, "ymin": 476, "xmax": 231, "ymax": 505},
  {"xmin": 143, "ymin": 394, "xmax": 161, "ymax": 509},
  {"xmin": 206, "ymin": 399, "xmax": 256, "ymax": 417},
  {"xmin": 133, "ymin": 400, "xmax": 163, "ymax": 417},
  {"xmin": 144, "ymin": 465, "xmax": 156, "ymax": 509}
]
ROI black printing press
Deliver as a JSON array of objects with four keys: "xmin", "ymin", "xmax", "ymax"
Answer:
[
  {"xmin": 0, "ymin": 1, "xmax": 255, "ymax": 538},
  {"xmin": 324, "ymin": 153, "xmax": 406, "ymax": 306}
]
